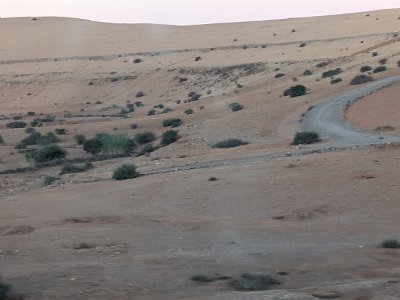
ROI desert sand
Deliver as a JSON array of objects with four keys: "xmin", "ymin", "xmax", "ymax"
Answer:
[{"xmin": 1, "ymin": 9, "xmax": 400, "ymax": 299}]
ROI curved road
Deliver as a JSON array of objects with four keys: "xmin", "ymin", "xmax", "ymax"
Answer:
[{"xmin": 301, "ymin": 74, "xmax": 400, "ymax": 148}]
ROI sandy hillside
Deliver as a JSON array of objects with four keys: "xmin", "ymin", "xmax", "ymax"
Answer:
[{"xmin": 1, "ymin": 9, "xmax": 400, "ymax": 300}]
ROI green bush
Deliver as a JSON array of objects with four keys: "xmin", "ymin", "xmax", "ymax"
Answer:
[
  {"xmin": 136, "ymin": 91, "xmax": 145, "ymax": 97},
  {"xmin": 322, "ymin": 68, "xmax": 342, "ymax": 78},
  {"xmin": 25, "ymin": 127, "xmax": 35, "ymax": 133},
  {"xmin": 184, "ymin": 109, "xmax": 194, "ymax": 115},
  {"xmin": 30, "ymin": 120, "xmax": 42, "ymax": 127},
  {"xmin": 29, "ymin": 145, "xmax": 67, "ymax": 163},
  {"xmin": 228, "ymin": 103, "xmax": 244, "ymax": 112},
  {"xmin": 330, "ymin": 78, "xmax": 343, "ymax": 84},
  {"xmin": 147, "ymin": 109, "xmax": 156, "ymax": 116},
  {"xmin": 360, "ymin": 66, "xmax": 372, "ymax": 73},
  {"xmin": 6, "ymin": 121, "xmax": 27, "ymax": 128},
  {"xmin": 379, "ymin": 58, "xmax": 387, "ymax": 65},
  {"xmin": 74, "ymin": 134, "xmax": 86, "ymax": 145},
  {"xmin": 37, "ymin": 115, "xmax": 55, "ymax": 123},
  {"xmin": 381, "ymin": 239, "xmax": 400, "ymax": 249},
  {"xmin": 130, "ymin": 123, "xmax": 138, "ymax": 129},
  {"xmin": 135, "ymin": 132, "xmax": 156, "ymax": 144},
  {"xmin": 95, "ymin": 133, "xmax": 135, "ymax": 155},
  {"xmin": 83, "ymin": 138, "xmax": 103, "ymax": 155},
  {"xmin": 43, "ymin": 175, "xmax": 59, "ymax": 186},
  {"xmin": 350, "ymin": 75, "xmax": 373, "ymax": 85},
  {"xmin": 27, "ymin": 111, "xmax": 35, "ymax": 116},
  {"xmin": 213, "ymin": 139, "xmax": 248, "ymax": 148},
  {"xmin": 372, "ymin": 66, "xmax": 387, "ymax": 73},
  {"xmin": 161, "ymin": 130, "xmax": 180, "ymax": 146},
  {"xmin": 54, "ymin": 128, "xmax": 67, "ymax": 135},
  {"xmin": 283, "ymin": 85, "xmax": 307, "ymax": 98},
  {"xmin": 303, "ymin": 70, "xmax": 313, "ymax": 76},
  {"xmin": 162, "ymin": 118, "xmax": 182, "ymax": 128},
  {"xmin": 113, "ymin": 164, "xmax": 140, "ymax": 180},
  {"xmin": 292, "ymin": 131, "xmax": 320, "ymax": 145},
  {"xmin": 0, "ymin": 135, "xmax": 3, "ymax": 145},
  {"xmin": 13, "ymin": 115, "xmax": 22, "ymax": 120},
  {"xmin": 0, "ymin": 276, "xmax": 12, "ymax": 299},
  {"xmin": 38, "ymin": 132, "xmax": 60, "ymax": 145},
  {"xmin": 136, "ymin": 143, "xmax": 157, "ymax": 156}
]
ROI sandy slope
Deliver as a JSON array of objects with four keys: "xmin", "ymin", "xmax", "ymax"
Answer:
[{"xmin": 1, "ymin": 9, "xmax": 400, "ymax": 299}]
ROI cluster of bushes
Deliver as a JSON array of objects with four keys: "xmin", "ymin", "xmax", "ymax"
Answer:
[
  {"xmin": 292, "ymin": 131, "xmax": 320, "ymax": 145},
  {"xmin": 162, "ymin": 118, "xmax": 182, "ymax": 128},
  {"xmin": 350, "ymin": 74, "xmax": 373, "ymax": 85},
  {"xmin": 16, "ymin": 131, "xmax": 60, "ymax": 149},
  {"xmin": 228, "ymin": 103, "xmax": 244, "ymax": 112},
  {"xmin": 322, "ymin": 68, "xmax": 342, "ymax": 78},
  {"xmin": 25, "ymin": 145, "xmax": 67, "ymax": 164},
  {"xmin": 283, "ymin": 85, "xmax": 307, "ymax": 98},
  {"xmin": 213, "ymin": 139, "xmax": 248, "ymax": 148},
  {"xmin": 83, "ymin": 134, "xmax": 135, "ymax": 156}
]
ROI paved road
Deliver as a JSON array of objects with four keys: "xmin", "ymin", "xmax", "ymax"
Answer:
[{"xmin": 301, "ymin": 74, "xmax": 400, "ymax": 148}]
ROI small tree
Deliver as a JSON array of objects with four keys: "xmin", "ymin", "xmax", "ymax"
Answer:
[
  {"xmin": 113, "ymin": 164, "xmax": 140, "ymax": 180},
  {"xmin": 292, "ymin": 131, "xmax": 320, "ymax": 145},
  {"xmin": 283, "ymin": 85, "xmax": 307, "ymax": 98},
  {"xmin": 161, "ymin": 130, "xmax": 180, "ymax": 146},
  {"xmin": 83, "ymin": 138, "xmax": 103, "ymax": 155}
]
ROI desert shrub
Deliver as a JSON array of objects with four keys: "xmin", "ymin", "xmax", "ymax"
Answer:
[
  {"xmin": 55, "ymin": 128, "xmax": 67, "ymax": 135},
  {"xmin": 300, "ymin": 43, "xmax": 306, "ymax": 47},
  {"xmin": 134, "ymin": 132, "xmax": 156, "ymax": 144},
  {"xmin": 161, "ymin": 130, "xmax": 180, "ymax": 146},
  {"xmin": 373, "ymin": 66, "xmax": 387, "ymax": 73},
  {"xmin": 303, "ymin": 70, "xmax": 312, "ymax": 76},
  {"xmin": 208, "ymin": 177, "xmax": 218, "ymax": 181},
  {"xmin": 228, "ymin": 103, "xmax": 244, "ymax": 112},
  {"xmin": 350, "ymin": 74, "xmax": 373, "ymax": 85},
  {"xmin": 136, "ymin": 91, "xmax": 144, "ymax": 97},
  {"xmin": 130, "ymin": 123, "xmax": 138, "ymax": 129},
  {"xmin": 38, "ymin": 115, "xmax": 55, "ymax": 123},
  {"xmin": 283, "ymin": 85, "xmax": 307, "ymax": 98},
  {"xmin": 397, "ymin": 60, "xmax": 400, "ymax": 67},
  {"xmin": 330, "ymin": 78, "xmax": 343, "ymax": 84},
  {"xmin": 134, "ymin": 101, "xmax": 143, "ymax": 107},
  {"xmin": 228, "ymin": 273, "xmax": 281, "ymax": 291},
  {"xmin": 133, "ymin": 58, "xmax": 142, "ymax": 63},
  {"xmin": 381, "ymin": 239, "xmax": 400, "ymax": 249},
  {"xmin": 136, "ymin": 143, "xmax": 156, "ymax": 156},
  {"xmin": 0, "ymin": 276, "xmax": 11, "ymax": 300},
  {"xmin": 38, "ymin": 132, "xmax": 60, "ymax": 145},
  {"xmin": 161, "ymin": 108, "xmax": 173, "ymax": 114},
  {"xmin": 0, "ymin": 135, "xmax": 3, "ymax": 145},
  {"xmin": 316, "ymin": 61, "xmax": 330, "ymax": 68},
  {"xmin": 185, "ymin": 109, "xmax": 194, "ymax": 115},
  {"xmin": 162, "ymin": 118, "xmax": 182, "ymax": 128},
  {"xmin": 360, "ymin": 65, "xmax": 372, "ymax": 73},
  {"xmin": 83, "ymin": 138, "xmax": 103, "ymax": 155},
  {"xmin": 60, "ymin": 161, "xmax": 93, "ymax": 175},
  {"xmin": 95, "ymin": 133, "xmax": 135, "ymax": 155},
  {"xmin": 147, "ymin": 109, "xmax": 156, "ymax": 116},
  {"xmin": 322, "ymin": 68, "xmax": 342, "ymax": 78},
  {"xmin": 30, "ymin": 120, "xmax": 42, "ymax": 127},
  {"xmin": 213, "ymin": 139, "xmax": 248, "ymax": 148},
  {"xmin": 6, "ymin": 121, "xmax": 27, "ymax": 128},
  {"xmin": 74, "ymin": 134, "xmax": 86, "ymax": 145},
  {"xmin": 27, "ymin": 111, "xmax": 35, "ymax": 116},
  {"xmin": 113, "ymin": 164, "xmax": 140, "ymax": 180},
  {"xmin": 292, "ymin": 131, "xmax": 320, "ymax": 145},
  {"xmin": 379, "ymin": 58, "xmax": 387, "ymax": 65},
  {"xmin": 30, "ymin": 145, "xmax": 67, "ymax": 163},
  {"xmin": 13, "ymin": 115, "xmax": 22, "ymax": 120},
  {"xmin": 275, "ymin": 73, "xmax": 285, "ymax": 78},
  {"xmin": 372, "ymin": 52, "xmax": 378, "ymax": 57},
  {"xmin": 43, "ymin": 175, "xmax": 59, "ymax": 186},
  {"xmin": 20, "ymin": 132, "xmax": 42, "ymax": 145}
]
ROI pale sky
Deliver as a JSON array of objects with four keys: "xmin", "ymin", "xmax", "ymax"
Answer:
[{"xmin": 2, "ymin": 0, "xmax": 399, "ymax": 25}]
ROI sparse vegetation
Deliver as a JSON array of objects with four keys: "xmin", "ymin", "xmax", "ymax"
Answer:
[
  {"xmin": 228, "ymin": 273, "xmax": 281, "ymax": 291},
  {"xmin": 228, "ymin": 103, "xmax": 244, "ymax": 112},
  {"xmin": 94, "ymin": 133, "xmax": 135, "ymax": 155},
  {"xmin": 283, "ymin": 85, "xmax": 307, "ymax": 98},
  {"xmin": 60, "ymin": 162, "xmax": 93, "ymax": 175},
  {"xmin": 6, "ymin": 121, "xmax": 27, "ymax": 128},
  {"xmin": 55, "ymin": 128, "xmax": 67, "ymax": 135},
  {"xmin": 135, "ymin": 132, "xmax": 156, "ymax": 144},
  {"xmin": 162, "ymin": 118, "xmax": 182, "ymax": 128},
  {"xmin": 213, "ymin": 139, "xmax": 248, "ymax": 148},
  {"xmin": 350, "ymin": 74, "xmax": 373, "ymax": 85},
  {"xmin": 136, "ymin": 91, "xmax": 145, "ymax": 97},
  {"xmin": 161, "ymin": 130, "xmax": 180, "ymax": 146},
  {"xmin": 113, "ymin": 164, "xmax": 140, "ymax": 180},
  {"xmin": 292, "ymin": 131, "xmax": 320, "ymax": 145}
]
